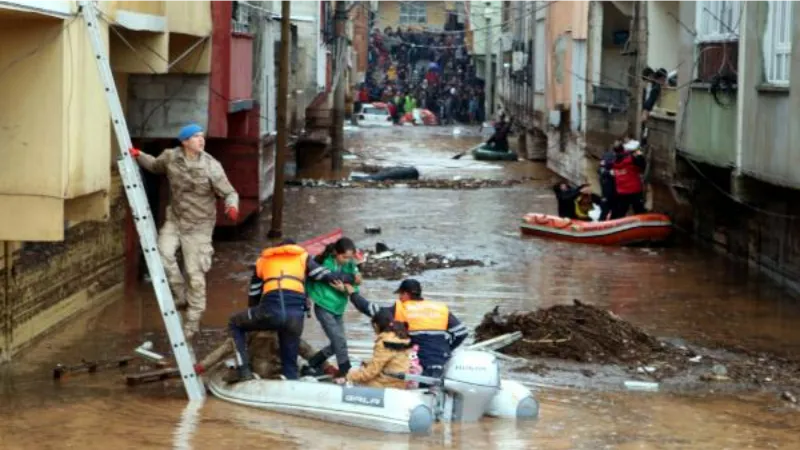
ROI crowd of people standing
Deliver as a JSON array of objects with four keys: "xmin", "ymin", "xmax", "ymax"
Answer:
[{"xmin": 356, "ymin": 26, "xmax": 487, "ymax": 125}]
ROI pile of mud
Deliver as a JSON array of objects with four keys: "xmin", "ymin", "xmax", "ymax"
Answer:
[
  {"xmin": 359, "ymin": 249, "xmax": 484, "ymax": 280},
  {"xmin": 475, "ymin": 301, "xmax": 800, "ymax": 387},
  {"xmin": 476, "ymin": 300, "xmax": 676, "ymax": 365},
  {"xmin": 289, "ymin": 177, "xmax": 536, "ymax": 190}
]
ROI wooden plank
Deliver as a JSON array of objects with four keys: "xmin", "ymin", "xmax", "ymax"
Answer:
[
  {"xmin": 467, "ymin": 332, "xmax": 523, "ymax": 352},
  {"xmin": 126, "ymin": 367, "xmax": 180, "ymax": 386}
]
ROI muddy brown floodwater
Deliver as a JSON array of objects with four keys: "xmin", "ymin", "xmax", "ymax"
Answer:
[{"xmin": 3, "ymin": 126, "xmax": 800, "ymax": 449}]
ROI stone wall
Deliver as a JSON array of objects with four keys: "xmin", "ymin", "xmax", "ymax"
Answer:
[{"xmin": 127, "ymin": 74, "xmax": 210, "ymax": 138}]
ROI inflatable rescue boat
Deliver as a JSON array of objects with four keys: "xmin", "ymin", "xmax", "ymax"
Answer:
[
  {"xmin": 207, "ymin": 349, "xmax": 539, "ymax": 434},
  {"xmin": 472, "ymin": 144, "xmax": 518, "ymax": 161},
  {"xmin": 520, "ymin": 212, "xmax": 673, "ymax": 246}
]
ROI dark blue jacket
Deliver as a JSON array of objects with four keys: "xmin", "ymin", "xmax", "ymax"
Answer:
[
  {"xmin": 348, "ymin": 292, "xmax": 468, "ymax": 371},
  {"xmin": 247, "ymin": 255, "xmax": 341, "ymax": 314}
]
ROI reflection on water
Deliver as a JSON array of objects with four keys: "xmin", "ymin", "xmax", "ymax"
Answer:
[
  {"xmin": 173, "ymin": 400, "xmax": 203, "ymax": 450},
  {"xmin": 2, "ymin": 126, "xmax": 800, "ymax": 448}
]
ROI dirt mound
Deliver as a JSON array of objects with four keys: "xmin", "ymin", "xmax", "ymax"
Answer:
[{"xmin": 475, "ymin": 300, "xmax": 681, "ymax": 366}]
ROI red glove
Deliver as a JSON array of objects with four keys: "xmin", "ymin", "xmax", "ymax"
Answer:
[
  {"xmin": 225, "ymin": 206, "xmax": 239, "ymax": 221},
  {"xmin": 128, "ymin": 147, "xmax": 141, "ymax": 158},
  {"xmin": 323, "ymin": 365, "xmax": 338, "ymax": 377}
]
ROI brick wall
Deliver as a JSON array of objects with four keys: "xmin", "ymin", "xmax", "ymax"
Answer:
[{"xmin": 127, "ymin": 74, "xmax": 211, "ymax": 138}]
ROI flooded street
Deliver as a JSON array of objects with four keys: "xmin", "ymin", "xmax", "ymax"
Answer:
[{"xmin": 3, "ymin": 126, "xmax": 800, "ymax": 449}]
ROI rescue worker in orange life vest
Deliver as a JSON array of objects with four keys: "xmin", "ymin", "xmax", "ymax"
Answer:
[
  {"xmin": 342, "ymin": 278, "xmax": 468, "ymax": 378},
  {"xmin": 227, "ymin": 239, "xmax": 346, "ymax": 383}
]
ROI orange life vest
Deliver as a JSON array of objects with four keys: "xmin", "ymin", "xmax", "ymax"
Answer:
[
  {"xmin": 255, "ymin": 244, "xmax": 308, "ymax": 294},
  {"xmin": 394, "ymin": 299, "xmax": 449, "ymax": 332}
]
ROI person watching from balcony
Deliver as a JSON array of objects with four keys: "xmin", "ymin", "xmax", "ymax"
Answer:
[{"xmin": 641, "ymin": 68, "xmax": 667, "ymax": 145}]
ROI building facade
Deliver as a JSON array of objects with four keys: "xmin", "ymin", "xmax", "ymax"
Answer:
[
  {"xmin": 505, "ymin": 0, "xmax": 799, "ymax": 295},
  {"xmin": 0, "ymin": 0, "xmax": 333, "ymax": 360},
  {"xmin": 375, "ymin": 1, "xmax": 451, "ymax": 30}
]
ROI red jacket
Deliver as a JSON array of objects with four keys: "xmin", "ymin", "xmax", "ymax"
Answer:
[{"xmin": 612, "ymin": 152, "xmax": 645, "ymax": 195}]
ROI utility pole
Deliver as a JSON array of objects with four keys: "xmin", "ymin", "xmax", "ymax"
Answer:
[
  {"xmin": 331, "ymin": 0, "xmax": 348, "ymax": 172},
  {"xmin": 268, "ymin": 1, "xmax": 291, "ymax": 238},
  {"xmin": 629, "ymin": 1, "xmax": 647, "ymax": 140},
  {"xmin": 530, "ymin": 2, "xmax": 536, "ymax": 126},
  {"xmin": 484, "ymin": 2, "xmax": 493, "ymax": 119}
]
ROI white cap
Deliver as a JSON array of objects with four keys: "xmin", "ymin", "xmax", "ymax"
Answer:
[{"xmin": 623, "ymin": 140, "xmax": 641, "ymax": 151}]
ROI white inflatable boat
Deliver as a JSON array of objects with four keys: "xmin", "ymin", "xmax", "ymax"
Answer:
[{"xmin": 207, "ymin": 348, "xmax": 539, "ymax": 434}]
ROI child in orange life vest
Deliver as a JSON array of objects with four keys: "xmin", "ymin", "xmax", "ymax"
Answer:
[{"xmin": 334, "ymin": 309, "xmax": 413, "ymax": 389}]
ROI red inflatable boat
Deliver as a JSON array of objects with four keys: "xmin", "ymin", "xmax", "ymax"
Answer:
[
  {"xmin": 520, "ymin": 213, "xmax": 673, "ymax": 246},
  {"xmin": 300, "ymin": 228, "xmax": 365, "ymax": 263}
]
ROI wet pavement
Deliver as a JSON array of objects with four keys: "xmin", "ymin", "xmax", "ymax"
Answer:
[{"xmin": 3, "ymin": 125, "xmax": 800, "ymax": 449}]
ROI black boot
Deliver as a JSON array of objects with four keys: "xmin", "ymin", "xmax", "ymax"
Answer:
[
  {"xmin": 336, "ymin": 360, "xmax": 352, "ymax": 378},
  {"xmin": 301, "ymin": 351, "xmax": 329, "ymax": 377}
]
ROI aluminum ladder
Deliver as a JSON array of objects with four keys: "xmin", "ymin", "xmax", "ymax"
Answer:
[{"xmin": 78, "ymin": 1, "xmax": 205, "ymax": 401}]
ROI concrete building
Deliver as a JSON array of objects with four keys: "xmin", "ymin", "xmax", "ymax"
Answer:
[
  {"xmin": 0, "ymin": 0, "xmax": 333, "ymax": 360},
  {"xmin": 673, "ymin": 0, "xmax": 800, "ymax": 293},
  {"xmin": 374, "ymin": 1, "xmax": 453, "ymax": 31},
  {"xmin": 466, "ymin": 1, "xmax": 502, "ymax": 116},
  {"xmin": 496, "ymin": 1, "xmax": 547, "ymax": 160},
  {"xmin": 519, "ymin": 0, "xmax": 799, "ymax": 295}
]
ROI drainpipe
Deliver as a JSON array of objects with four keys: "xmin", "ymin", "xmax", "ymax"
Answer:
[{"xmin": 732, "ymin": 1, "xmax": 750, "ymax": 193}]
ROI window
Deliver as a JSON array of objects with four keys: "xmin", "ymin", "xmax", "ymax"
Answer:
[
  {"xmin": 764, "ymin": 1, "xmax": 793, "ymax": 85},
  {"xmin": 535, "ymin": 18, "xmax": 545, "ymax": 92},
  {"xmin": 513, "ymin": 1, "xmax": 524, "ymax": 39},
  {"xmin": 231, "ymin": 1, "xmax": 251, "ymax": 34},
  {"xmin": 399, "ymin": 2, "xmax": 426, "ymax": 25},
  {"xmin": 696, "ymin": 1, "xmax": 742, "ymax": 42},
  {"xmin": 502, "ymin": 1, "xmax": 511, "ymax": 32}
]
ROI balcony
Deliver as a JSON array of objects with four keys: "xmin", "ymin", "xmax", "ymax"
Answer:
[
  {"xmin": 110, "ymin": 0, "xmax": 167, "ymax": 33},
  {"xmin": 0, "ymin": 15, "xmax": 110, "ymax": 241},
  {"xmin": 165, "ymin": 1, "xmax": 212, "ymax": 37},
  {"xmin": 681, "ymin": 89, "xmax": 737, "ymax": 168},
  {"xmin": 0, "ymin": 1, "xmax": 73, "ymax": 19}
]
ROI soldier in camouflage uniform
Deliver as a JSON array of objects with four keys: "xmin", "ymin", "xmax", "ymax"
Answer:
[{"xmin": 129, "ymin": 124, "xmax": 239, "ymax": 339}]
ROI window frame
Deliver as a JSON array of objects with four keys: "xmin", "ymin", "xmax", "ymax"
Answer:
[
  {"xmin": 399, "ymin": 1, "xmax": 427, "ymax": 25},
  {"xmin": 763, "ymin": 0, "xmax": 793, "ymax": 86},
  {"xmin": 695, "ymin": 0, "xmax": 742, "ymax": 43}
]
